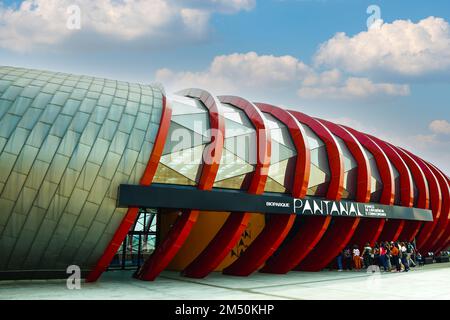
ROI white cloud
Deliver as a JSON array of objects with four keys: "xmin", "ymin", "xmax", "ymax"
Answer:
[
  {"xmin": 429, "ymin": 119, "xmax": 450, "ymax": 135},
  {"xmin": 314, "ymin": 16, "xmax": 450, "ymax": 77},
  {"xmin": 156, "ymin": 51, "xmax": 311, "ymax": 94},
  {"xmin": 298, "ymin": 75, "xmax": 410, "ymax": 100},
  {"xmin": 0, "ymin": 0, "xmax": 255, "ymax": 52},
  {"xmin": 156, "ymin": 51, "xmax": 409, "ymax": 99}
]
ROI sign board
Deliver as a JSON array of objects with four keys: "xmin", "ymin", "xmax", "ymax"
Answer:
[{"xmin": 117, "ymin": 183, "xmax": 433, "ymax": 222}]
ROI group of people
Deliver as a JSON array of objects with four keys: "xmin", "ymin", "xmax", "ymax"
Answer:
[{"xmin": 337, "ymin": 241, "xmax": 421, "ymax": 272}]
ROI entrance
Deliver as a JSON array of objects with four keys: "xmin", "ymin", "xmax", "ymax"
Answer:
[{"xmin": 108, "ymin": 208, "xmax": 158, "ymax": 271}]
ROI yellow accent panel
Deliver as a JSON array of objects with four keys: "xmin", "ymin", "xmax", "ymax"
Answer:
[{"xmin": 159, "ymin": 211, "xmax": 265, "ymax": 271}]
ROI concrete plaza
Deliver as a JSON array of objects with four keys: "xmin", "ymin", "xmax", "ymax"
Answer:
[{"xmin": 1, "ymin": 263, "xmax": 449, "ymax": 300}]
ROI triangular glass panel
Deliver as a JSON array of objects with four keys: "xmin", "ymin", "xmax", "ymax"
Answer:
[
  {"xmin": 300, "ymin": 123, "xmax": 324, "ymax": 150},
  {"xmin": 160, "ymin": 145, "xmax": 205, "ymax": 181},
  {"xmin": 170, "ymin": 96, "xmax": 208, "ymax": 115},
  {"xmin": 213, "ymin": 173, "xmax": 248, "ymax": 190},
  {"xmin": 310, "ymin": 146, "xmax": 330, "ymax": 173},
  {"xmin": 308, "ymin": 163, "xmax": 329, "ymax": 188},
  {"xmin": 264, "ymin": 176, "xmax": 287, "ymax": 193},
  {"xmin": 172, "ymin": 113, "xmax": 210, "ymax": 138},
  {"xmin": 224, "ymin": 118, "xmax": 254, "ymax": 138},
  {"xmin": 224, "ymin": 133, "xmax": 257, "ymax": 165},
  {"xmin": 152, "ymin": 163, "xmax": 197, "ymax": 186},
  {"xmin": 163, "ymin": 122, "xmax": 210, "ymax": 155},
  {"xmin": 215, "ymin": 148, "xmax": 255, "ymax": 182},
  {"xmin": 271, "ymin": 140, "xmax": 296, "ymax": 163}
]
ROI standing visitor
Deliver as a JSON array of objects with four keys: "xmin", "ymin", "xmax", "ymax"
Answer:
[
  {"xmin": 363, "ymin": 243, "xmax": 372, "ymax": 268},
  {"xmin": 343, "ymin": 246, "xmax": 352, "ymax": 270},
  {"xmin": 353, "ymin": 245, "xmax": 362, "ymax": 270},
  {"xmin": 373, "ymin": 243, "xmax": 380, "ymax": 266},
  {"xmin": 401, "ymin": 242, "xmax": 409, "ymax": 272},
  {"xmin": 407, "ymin": 242, "xmax": 416, "ymax": 267},
  {"xmin": 379, "ymin": 243, "xmax": 388, "ymax": 271},
  {"xmin": 337, "ymin": 252, "xmax": 343, "ymax": 271},
  {"xmin": 391, "ymin": 242, "xmax": 400, "ymax": 272}
]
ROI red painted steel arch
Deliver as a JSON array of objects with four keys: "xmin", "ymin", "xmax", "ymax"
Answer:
[
  {"xmin": 401, "ymin": 149, "xmax": 442, "ymax": 253},
  {"xmin": 290, "ymin": 111, "xmax": 355, "ymax": 272},
  {"xmin": 342, "ymin": 128, "xmax": 400, "ymax": 243},
  {"xmin": 387, "ymin": 144, "xmax": 429, "ymax": 242},
  {"xmin": 290, "ymin": 111, "xmax": 345, "ymax": 200},
  {"xmin": 343, "ymin": 128, "xmax": 395, "ymax": 205},
  {"xmin": 367, "ymin": 136, "xmax": 414, "ymax": 207},
  {"xmin": 367, "ymin": 135, "xmax": 417, "ymax": 243},
  {"xmin": 182, "ymin": 96, "xmax": 271, "ymax": 278},
  {"xmin": 137, "ymin": 88, "xmax": 226, "ymax": 281},
  {"xmin": 86, "ymin": 95, "xmax": 172, "ymax": 282},
  {"xmin": 320, "ymin": 122, "xmax": 385, "ymax": 251},
  {"xmin": 317, "ymin": 119, "xmax": 371, "ymax": 203},
  {"xmin": 430, "ymin": 166, "xmax": 450, "ymax": 253},
  {"xmin": 317, "ymin": 119, "xmax": 379, "ymax": 249},
  {"xmin": 260, "ymin": 108, "xmax": 338, "ymax": 274},
  {"xmin": 436, "ymin": 176, "xmax": 450, "ymax": 251},
  {"xmin": 219, "ymin": 102, "xmax": 311, "ymax": 276},
  {"xmin": 425, "ymin": 162, "xmax": 450, "ymax": 253}
]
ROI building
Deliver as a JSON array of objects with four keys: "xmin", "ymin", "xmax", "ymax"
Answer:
[{"xmin": 0, "ymin": 66, "xmax": 448, "ymax": 281}]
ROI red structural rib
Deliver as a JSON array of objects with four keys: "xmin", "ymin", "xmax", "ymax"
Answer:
[
  {"xmin": 343, "ymin": 128, "xmax": 395, "ymax": 205},
  {"xmin": 435, "ymin": 175, "xmax": 450, "ymax": 252},
  {"xmin": 86, "ymin": 95, "xmax": 172, "ymax": 283},
  {"xmin": 401, "ymin": 149, "xmax": 442, "ymax": 253},
  {"xmin": 219, "ymin": 102, "xmax": 311, "ymax": 276},
  {"xmin": 316, "ymin": 119, "xmax": 379, "ymax": 248},
  {"xmin": 289, "ymin": 111, "xmax": 352, "ymax": 272},
  {"xmin": 290, "ymin": 111, "xmax": 345, "ymax": 200},
  {"xmin": 367, "ymin": 136, "xmax": 414, "ymax": 207},
  {"xmin": 260, "ymin": 108, "xmax": 339, "ymax": 274},
  {"xmin": 387, "ymin": 144, "xmax": 429, "ymax": 242},
  {"xmin": 342, "ymin": 127, "xmax": 399, "ymax": 243},
  {"xmin": 317, "ymin": 120, "xmax": 371, "ymax": 202},
  {"xmin": 137, "ymin": 88, "xmax": 225, "ymax": 281},
  {"xmin": 182, "ymin": 96, "xmax": 271, "ymax": 278},
  {"xmin": 425, "ymin": 162, "xmax": 449, "ymax": 253},
  {"xmin": 257, "ymin": 103, "xmax": 311, "ymax": 197},
  {"xmin": 367, "ymin": 135, "xmax": 415, "ymax": 241}
]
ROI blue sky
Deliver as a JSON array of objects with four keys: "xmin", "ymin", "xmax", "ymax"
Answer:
[{"xmin": 0, "ymin": 0, "xmax": 449, "ymax": 174}]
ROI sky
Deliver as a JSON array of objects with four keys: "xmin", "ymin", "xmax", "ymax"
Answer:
[{"xmin": 0, "ymin": 0, "xmax": 449, "ymax": 175}]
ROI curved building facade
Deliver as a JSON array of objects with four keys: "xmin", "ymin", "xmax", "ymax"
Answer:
[{"xmin": 0, "ymin": 66, "xmax": 448, "ymax": 280}]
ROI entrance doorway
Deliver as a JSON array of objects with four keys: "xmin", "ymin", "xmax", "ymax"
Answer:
[{"xmin": 108, "ymin": 208, "xmax": 158, "ymax": 271}]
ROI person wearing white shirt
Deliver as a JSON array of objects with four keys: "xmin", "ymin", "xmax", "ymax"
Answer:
[{"xmin": 352, "ymin": 245, "xmax": 362, "ymax": 270}]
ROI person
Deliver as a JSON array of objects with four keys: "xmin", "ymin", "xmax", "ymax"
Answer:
[
  {"xmin": 385, "ymin": 242, "xmax": 392, "ymax": 271},
  {"xmin": 373, "ymin": 243, "xmax": 380, "ymax": 266},
  {"xmin": 363, "ymin": 242, "xmax": 372, "ymax": 268},
  {"xmin": 416, "ymin": 252, "xmax": 424, "ymax": 266},
  {"xmin": 343, "ymin": 246, "xmax": 352, "ymax": 270},
  {"xmin": 353, "ymin": 245, "xmax": 362, "ymax": 270},
  {"xmin": 379, "ymin": 243, "xmax": 388, "ymax": 271},
  {"xmin": 391, "ymin": 242, "xmax": 400, "ymax": 272},
  {"xmin": 406, "ymin": 242, "xmax": 416, "ymax": 267},
  {"xmin": 336, "ymin": 251, "xmax": 343, "ymax": 271},
  {"xmin": 400, "ymin": 242, "xmax": 409, "ymax": 271}
]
